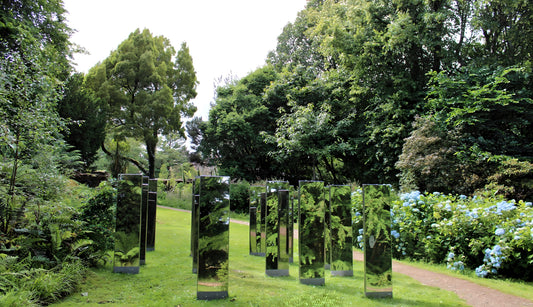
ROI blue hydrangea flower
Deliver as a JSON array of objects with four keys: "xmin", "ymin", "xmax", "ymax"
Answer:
[
  {"xmin": 391, "ymin": 230, "xmax": 400, "ymax": 239},
  {"xmin": 495, "ymin": 228, "xmax": 505, "ymax": 236}
]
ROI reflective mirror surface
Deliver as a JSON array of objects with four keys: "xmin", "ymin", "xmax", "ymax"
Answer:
[
  {"xmin": 363, "ymin": 184, "xmax": 393, "ymax": 298},
  {"xmin": 289, "ymin": 188, "xmax": 297, "ymax": 263},
  {"xmin": 249, "ymin": 185, "xmax": 264, "ymax": 256},
  {"xmin": 191, "ymin": 177, "xmax": 200, "ymax": 273},
  {"xmin": 324, "ymin": 187, "xmax": 331, "ymax": 270},
  {"xmin": 113, "ymin": 174, "xmax": 142, "ymax": 274},
  {"xmin": 298, "ymin": 181, "xmax": 325, "ymax": 285},
  {"xmin": 329, "ymin": 185, "xmax": 353, "ymax": 276},
  {"xmin": 147, "ymin": 179, "xmax": 157, "ymax": 251},
  {"xmin": 277, "ymin": 189, "xmax": 290, "ymax": 275},
  {"xmin": 260, "ymin": 192, "xmax": 267, "ymax": 256},
  {"xmin": 197, "ymin": 176, "xmax": 230, "ymax": 300},
  {"xmin": 249, "ymin": 206, "xmax": 257, "ymax": 255},
  {"xmin": 140, "ymin": 176, "xmax": 148, "ymax": 265},
  {"xmin": 266, "ymin": 181, "xmax": 289, "ymax": 275}
]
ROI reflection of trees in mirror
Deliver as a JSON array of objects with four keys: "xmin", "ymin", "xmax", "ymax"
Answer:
[
  {"xmin": 363, "ymin": 185, "xmax": 392, "ymax": 290},
  {"xmin": 299, "ymin": 181, "xmax": 325, "ymax": 279},
  {"xmin": 266, "ymin": 192, "xmax": 279, "ymax": 266},
  {"xmin": 364, "ymin": 186, "xmax": 392, "ymax": 246},
  {"xmin": 330, "ymin": 185, "xmax": 352, "ymax": 271},
  {"xmin": 197, "ymin": 177, "xmax": 230, "ymax": 283},
  {"xmin": 116, "ymin": 177, "xmax": 142, "ymax": 234}
]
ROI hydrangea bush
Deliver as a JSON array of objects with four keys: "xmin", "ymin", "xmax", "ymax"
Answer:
[{"xmin": 352, "ymin": 189, "xmax": 533, "ymax": 281}]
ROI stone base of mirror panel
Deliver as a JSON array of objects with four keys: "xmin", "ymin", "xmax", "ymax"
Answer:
[
  {"xmin": 146, "ymin": 247, "xmax": 155, "ymax": 251},
  {"xmin": 250, "ymin": 252, "xmax": 263, "ymax": 256},
  {"xmin": 331, "ymin": 270, "xmax": 353, "ymax": 276},
  {"xmin": 113, "ymin": 266, "xmax": 139, "ymax": 274},
  {"xmin": 266, "ymin": 269, "xmax": 289, "ymax": 277},
  {"xmin": 197, "ymin": 291, "xmax": 228, "ymax": 300},
  {"xmin": 139, "ymin": 260, "xmax": 145, "ymax": 266},
  {"xmin": 324, "ymin": 264, "xmax": 331, "ymax": 270},
  {"xmin": 299, "ymin": 278, "xmax": 325, "ymax": 286},
  {"xmin": 365, "ymin": 291, "xmax": 392, "ymax": 298},
  {"xmin": 192, "ymin": 268, "xmax": 197, "ymax": 274}
]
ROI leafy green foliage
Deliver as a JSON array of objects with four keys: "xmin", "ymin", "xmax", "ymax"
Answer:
[
  {"xmin": 78, "ymin": 181, "xmax": 116, "ymax": 266},
  {"xmin": 0, "ymin": 255, "xmax": 87, "ymax": 306},
  {"xmin": 87, "ymin": 29, "xmax": 198, "ymax": 178},
  {"xmin": 399, "ymin": 65, "xmax": 533, "ymax": 198},
  {"xmin": 329, "ymin": 185, "xmax": 353, "ymax": 271},
  {"xmin": 298, "ymin": 181, "xmax": 325, "ymax": 279},
  {"xmin": 58, "ymin": 73, "xmax": 107, "ymax": 171},
  {"xmin": 387, "ymin": 190, "xmax": 533, "ymax": 281},
  {"xmin": 200, "ymin": 66, "xmax": 282, "ymax": 181},
  {"xmin": 230, "ymin": 181, "xmax": 250, "ymax": 214},
  {"xmin": 199, "ymin": 0, "xmax": 533, "ymax": 199}
]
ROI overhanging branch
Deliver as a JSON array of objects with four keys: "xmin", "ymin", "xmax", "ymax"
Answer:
[{"xmin": 100, "ymin": 142, "xmax": 148, "ymax": 175}]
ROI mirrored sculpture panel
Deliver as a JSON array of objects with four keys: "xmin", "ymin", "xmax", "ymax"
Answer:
[
  {"xmin": 147, "ymin": 178, "xmax": 157, "ymax": 251},
  {"xmin": 113, "ymin": 174, "xmax": 142, "ymax": 274},
  {"xmin": 363, "ymin": 184, "xmax": 393, "ymax": 298},
  {"xmin": 140, "ymin": 176, "xmax": 149, "ymax": 265},
  {"xmin": 277, "ymin": 189, "xmax": 290, "ymax": 275},
  {"xmin": 352, "ymin": 187, "xmax": 364, "ymax": 251},
  {"xmin": 324, "ymin": 187, "xmax": 331, "ymax": 270},
  {"xmin": 266, "ymin": 181, "xmax": 289, "ymax": 276},
  {"xmin": 191, "ymin": 177, "xmax": 200, "ymax": 273},
  {"xmin": 298, "ymin": 181, "xmax": 325, "ymax": 285},
  {"xmin": 249, "ymin": 185, "xmax": 264, "ymax": 256},
  {"xmin": 329, "ymin": 185, "xmax": 353, "ymax": 276},
  {"xmin": 197, "ymin": 176, "xmax": 230, "ymax": 300},
  {"xmin": 249, "ymin": 206, "xmax": 258, "ymax": 255},
  {"xmin": 260, "ymin": 192, "xmax": 267, "ymax": 257},
  {"xmin": 289, "ymin": 188, "xmax": 297, "ymax": 263}
]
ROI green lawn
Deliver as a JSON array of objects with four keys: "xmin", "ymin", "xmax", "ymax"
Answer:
[{"xmin": 54, "ymin": 208, "xmax": 472, "ymax": 306}]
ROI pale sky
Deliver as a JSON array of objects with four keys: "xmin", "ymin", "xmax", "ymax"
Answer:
[{"xmin": 63, "ymin": 0, "xmax": 308, "ymax": 121}]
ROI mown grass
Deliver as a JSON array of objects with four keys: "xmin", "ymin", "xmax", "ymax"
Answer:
[{"xmin": 54, "ymin": 208, "xmax": 474, "ymax": 306}]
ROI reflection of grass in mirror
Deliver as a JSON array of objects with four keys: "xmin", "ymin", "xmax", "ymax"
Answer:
[{"xmin": 55, "ymin": 208, "xmax": 476, "ymax": 306}]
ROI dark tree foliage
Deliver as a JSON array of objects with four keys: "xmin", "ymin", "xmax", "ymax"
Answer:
[
  {"xmin": 58, "ymin": 73, "xmax": 107, "ymax": 170},
  {"xmin": 201, "ymin": 0, "xmax": 533, "ymax": 198},
  {"xmin": 199, "ymin": 66, "xmax": 282, "ymax": 181}
]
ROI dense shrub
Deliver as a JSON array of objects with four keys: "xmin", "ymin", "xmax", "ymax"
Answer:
[
  {"xmin": 352, "ymin": 189, "xmax": 533, "ymax": 281},
  {"xmin": 78, "ymin": 181, "xmax": 116, "ymax": 266},
  {"xmin": 230, "ymin": 181, "xmax": 250, "ymax": 214},
  {"xmin": 0, "ymin": 256, "xmax": 87, "ymax": 306}
]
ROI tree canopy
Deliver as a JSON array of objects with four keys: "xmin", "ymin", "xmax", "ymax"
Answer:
[
  {"xmin": 199, "ymin": 0, "xmax": 533, "ymax": 199},
  {"xmin": 87, "ymin": 28, "xmax": 198, "ymax": 178}
]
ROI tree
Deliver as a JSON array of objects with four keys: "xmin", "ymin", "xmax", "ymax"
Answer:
[
  {"xmin": 88, "ymin": 29, "xmax": 198, "ymax": 178},
  {"xmin": 58, "ymin": 73, "xmax": 106, "ymax": 170},
  {"xmin": 199, "ymin": 66, "xmax": 281, "ymax": 181},
  {"xmin": 1, "ymin": 0, "xmax": 74, "ymax": 233}
]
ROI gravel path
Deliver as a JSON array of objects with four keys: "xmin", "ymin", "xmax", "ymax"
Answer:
[
  {"xmin": 159, "ymin": 206, "xmax": 533, "ymax": 307},
  {"xmin": 352, "ymin": 251, "xmax": 533, "ymax": 307}
]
